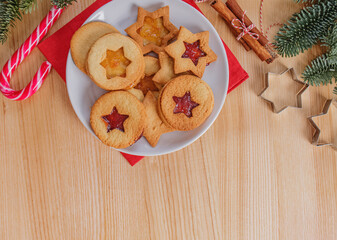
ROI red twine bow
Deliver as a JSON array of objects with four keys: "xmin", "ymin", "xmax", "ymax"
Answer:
[{"xmin": 231, "ymin": 11, "xmax": 259, "ymax": 41}]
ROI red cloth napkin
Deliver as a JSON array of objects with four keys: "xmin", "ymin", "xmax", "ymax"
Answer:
[{"xmin": 38, "ymin": 0, "xmax": 249, "ymax": 166}]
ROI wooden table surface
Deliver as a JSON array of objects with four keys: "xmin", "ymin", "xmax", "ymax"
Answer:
[{"xmin": 0, "ymin": 0, "xmax": 336, "ymax": 239}]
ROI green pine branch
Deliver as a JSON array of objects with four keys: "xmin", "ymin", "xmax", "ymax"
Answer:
[
  {"xmin": 302, "ymin": 54, "xmax": 337, "ymax": 86},
  {"xmin": 293, "ymin": 0, "xmax": 323, "ymax": 3},
  {"xmin": 19, "ymin": 0, "xmax": 37, "ymax": 13},
  {"xmin": 303, "ymin": 23, "xmax": 337, "ymax": 92},
  {"xmin": 0, "ymin": 0, "xmax": 22, "ymax": 44},
  {"xmin": 0, "ymin": 0, "xmax": 76, "ymax": 44},
  {"xmin": 274, "ymin": 0, "xmax": 337, "ymax": 57},
  {"xmin": 51, "ymin": 0, "xmax": 76, "ymax": 9}
]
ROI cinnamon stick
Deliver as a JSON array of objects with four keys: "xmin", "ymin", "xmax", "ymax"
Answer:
[
  {"xmin": 227, "ymin": 20, "xmax": 251, "ymax": 51},
  {"xmin": 211, "ymin": 0, "xmax": 273, "ymax": 63},
  {"xmin": 226, "ymin": 0, "xmax": 269, "ymax": 47}
]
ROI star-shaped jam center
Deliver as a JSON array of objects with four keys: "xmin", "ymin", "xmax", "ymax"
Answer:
[
  {"xmin": 101, "ymin": 107, "xmax": 129, "ymax": 133},
  {"xmin": 135, "ymin": 75, "xmax": 159, "ymax": 95},
  {"xmin": 100, "ymin": 48, "xmax": 131, "ymax": 79},
  {"xmin": 137, "ymin": 16, "xmax": 169, "ymax": 46},
  {"xmin": 173, "ymin": 91, "xmax": 199, "ymax": 118},
  {"xmin": 181, "ymin": 40, "xmax": 207, "ymax": 66}
]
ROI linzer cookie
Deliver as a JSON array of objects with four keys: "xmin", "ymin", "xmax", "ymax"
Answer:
[
  {"xmin": 86, "ymin": 33, "xmax": 145, "ymax": 90},
  {"xmin": 143, "ymin": 91, "xmax": 174, "ymax": 147},
  {"xmin": 165, "ymin": 26, "xmax": 217, "ymax": 78},
  {"xmin": 125, "ymin": 6, "xmax": 178, "ymax": 54},
  {"xmin": 158, "ymin": 75, "xmax": 214, "ymax": 131},
  {"xmin": 70, "ymin": 22, "xmax": 120, "ymax": 74},
  {"xmin": 90, "ymin": 91, "xmax": 146, "ymax": 148}
]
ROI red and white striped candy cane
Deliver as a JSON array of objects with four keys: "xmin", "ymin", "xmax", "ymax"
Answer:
[{"xmin": 0, "ymin": 6, "xmax": 63, "ymax": 101}]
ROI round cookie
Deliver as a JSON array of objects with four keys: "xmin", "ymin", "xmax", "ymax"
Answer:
[
  {"xmin": 159, "ymin": 75, "xmax": 214, "ymax": 131},
  {"xmin": 87, "ymin": 33, "xmax": 145, "ymax": 91},
  {"xmin": 70, "ymin": 22, "xmax": 120, "ymax": 73},
  {"xmin": 90, "ymin": 91, "xmax": 146, "ymax": 148}
]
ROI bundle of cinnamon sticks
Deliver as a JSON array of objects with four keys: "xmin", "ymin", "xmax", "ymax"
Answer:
[{"xmin": 211, "ymin": 0, "xmax": 276, "ymax": 64}]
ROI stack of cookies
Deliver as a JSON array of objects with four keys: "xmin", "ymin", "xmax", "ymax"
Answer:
[{"xmin": 70, "ymin": 5, "xmax": 217, "ymax": 149}]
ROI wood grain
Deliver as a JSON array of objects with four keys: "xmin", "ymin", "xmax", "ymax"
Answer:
[{"xmin": 0, "ymin": 0, "xmax": 336, "ymax": 239}]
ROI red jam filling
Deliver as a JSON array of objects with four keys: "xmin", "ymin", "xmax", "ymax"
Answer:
[
  {"xmin": 135, "ymin": 75, "xmax": 159, "ymax": 95},
  {"xmin": 101, "ymin": 107, "xmax": 129, "ymax": 133},
  {"xmin": 181, "ymin": 40, "xmax": 207, "ymax": 66},
  {"xmin": 173, "ymin": 91, "xmax": 199, "ymax": 118}
]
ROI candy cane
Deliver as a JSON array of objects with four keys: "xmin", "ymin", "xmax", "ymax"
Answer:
[{"xmin": 0, "ymin": 6, "xmax": 63, "ymax": 101}]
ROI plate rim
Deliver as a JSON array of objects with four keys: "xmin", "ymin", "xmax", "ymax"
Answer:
[{"xmin": 66, "ymin": 0, "xmax": 229, "ymax": 156}]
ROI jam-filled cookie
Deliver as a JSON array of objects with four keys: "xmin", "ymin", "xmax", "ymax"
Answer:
[
  {"xmin": 86, "ymin": 33, "xmax": 145, "ymax": 90},
  {"xmin": 143, "ymin": 91, "xmax": 174, "ymax": 147},
  {"xmin": 125, "ymin": 6, "xmax": 178, "ymax": 54},
  {"xmin": 70, "ymin": 22, "xmax": 119, "ymax": 74},
  {"xmin": 165, "ymin": 26, "xmax": 217, "ymax": 78},
  {"xmin": 158, "ymin": 75, "xmax": 214, "ymax": 131},
  {"xmin": 90, "ymin": 91, "xmax": 146, "ymax": 148}
]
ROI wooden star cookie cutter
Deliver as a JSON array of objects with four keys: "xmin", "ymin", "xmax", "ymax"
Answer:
[
  {"xmin": 259, "ymin": 68, "xmax": 309, "ymax": 113},
  {"xmin": 165, "ymin": 26, "xmax": 217, "ymax": 78},
  {"xmin": 308, "ymin": 99, "xmax": 337, "ymax": 150},
  {"xmin": 125, "ymin": 6, "xmax": 178, "ymax": 54}
]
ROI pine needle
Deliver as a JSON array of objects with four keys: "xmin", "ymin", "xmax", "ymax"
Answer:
[
  {"xmin": 51, "ymin": 0, "xmax": 76, "ymax": 9},
  {"xmin": 0, "ymin": 0, "xmax": 76, "ymax": 44},
  {"xmin": 274, "ymin": 0, "xmax": 337, "ymax": 57},
  {"xmin": 303, "ymin": 23, "xmax": 337, "ymax": 93}
]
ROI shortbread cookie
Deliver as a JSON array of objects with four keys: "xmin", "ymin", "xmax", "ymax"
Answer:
[
  {"xmin": 165, "ymin": 26, "xmax": 217, "ymax": 77},
  {"xmin": 143, "ymin": 91, "xmax": 174, "ymax": 147},
  {"xmin": 159, "ymin": 75, "xmax": 214, "ymax": 131},
  {"xmin": 70, "ymin": 22, "xmax": 119, "ymax": 73},
  {"xmin": 144, "ymin": 56, "xmax": 160, "ymax": 76},
  {"xmin": 87, "ymin": 33, "xmax": 145, "ymax": 90},
  {"xmin": 125, "ymin": 6, "xmax": 178, "ymax": 54},
  {"xmin": 127, "ymin": 88, "xmax": 144, "ymax": 102},
  {"xmin": 90, "ymin": 91, "xmax": 145, "ymax": 148},
  {"xmin": 153, "ymin": 52, "xmax": 180, "ymax": 85}
]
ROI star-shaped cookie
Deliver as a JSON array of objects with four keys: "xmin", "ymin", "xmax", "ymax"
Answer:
[
  {"xmin": 125, "ymin": 6, "xmax": 178, "ymax": 54},
  {"xmin": 153, "ymin": 52, "xmax": 180, "ymax": 85},
  {"xmin": 143, "ymin": 91, "xmax": 174, "ymax": 147},
  {"xmin": 165, "ymin": 26, "xmax": 217, "ymax": 78},
  {"xmin": 308, "ymin": 99, "xmax": 337, "ymax": 150}
]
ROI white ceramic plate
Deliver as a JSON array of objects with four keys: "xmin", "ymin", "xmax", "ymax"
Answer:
[{"xmin": 66, "ymin": 0, "xmax": 229, "ymax": 156}]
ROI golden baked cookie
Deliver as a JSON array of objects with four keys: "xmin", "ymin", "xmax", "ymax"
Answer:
[
  {"xmin": 127, "ymin": 88, "xmax": 144, "ymax": 102},
  {"xmin": 86, "ymin": 33, "xmax": 145, "ymax": 90},
  {"xmin": 165, "ymin": 26, "xmax": 217, "ymax": 78},
  {"xmin": 158, "ymin": 75, "xmax": 214, "ymax": 131},
  {"xmin": 152, "ymin": 52, "xmax": 180, "ymax": 85},
  {"xmin": 144, "ymin": 56, "xmax": 160, "ymax": 76},
  {"xmin": 125, "ymin": 6, "xmax": 178, "ymax": 54},
  {"xmin": 90, "ymin": 91, "xmax": 146, "ymax": 148},
  {"xmin": 143, "ymin": 91, "xmax": 174, "ymax": 147},
  {"xmin": 70, "ymin": 21, "xmax": 119, "ymax": 74}
]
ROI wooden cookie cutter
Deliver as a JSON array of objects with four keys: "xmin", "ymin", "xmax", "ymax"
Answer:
[
  {"xmin": 308, "ymin": 99, "xmax": 337, "ymax": 150},
  {"xmin": 259, "ymin": 68, "xmax": 309, "ymax": 113}
]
